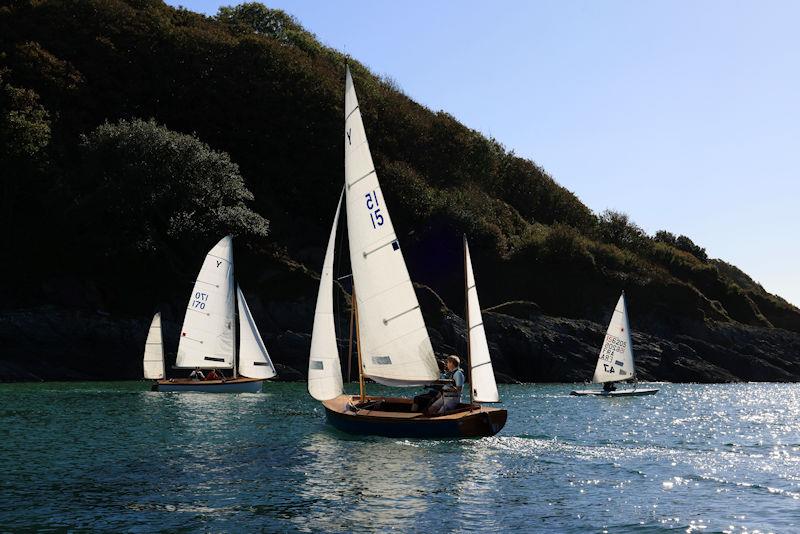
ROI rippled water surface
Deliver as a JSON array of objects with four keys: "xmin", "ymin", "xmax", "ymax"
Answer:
[{"xmin": 1, "ymin": 382, "xmax": 798, "ymax": 532}]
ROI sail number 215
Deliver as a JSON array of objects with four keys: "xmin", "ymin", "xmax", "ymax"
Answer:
[{"xmin": 365, "ymin": 190, "xmax": 384, "ymax": 229}]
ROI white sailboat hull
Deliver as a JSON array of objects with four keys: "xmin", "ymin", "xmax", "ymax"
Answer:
[
  {"xmin": 152, "ymin": 378, "xmax": 264, "ymax": 393},
  {"xmin": 570, "ymin": 388, "xmax": 659, "ymax": 397}
]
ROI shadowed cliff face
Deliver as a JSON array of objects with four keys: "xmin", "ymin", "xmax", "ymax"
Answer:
[
  {"xmin": 1, "ymin": 0, "xmax": 799, "ymax": 382},
  {"xmin": 3, "ymin": 274, "xmax": 799, "ymax": 383}
]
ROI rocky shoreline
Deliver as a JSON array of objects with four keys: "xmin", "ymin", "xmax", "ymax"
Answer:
[{"xmin": 3, "ymin": 286, "xmax": 799, "ymax": 383}]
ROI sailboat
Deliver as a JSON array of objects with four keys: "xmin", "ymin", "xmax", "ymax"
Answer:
[
  {"xmin": 145, "ymin": 236, "xmax": 277, "ymax": 392},
  {"xmin": 306, "ymin": 67, "xmax": 507, "ymax": 438},
  {"xmin": 570, "ymin": 292, "xmax": 658, "ymax": 397}
]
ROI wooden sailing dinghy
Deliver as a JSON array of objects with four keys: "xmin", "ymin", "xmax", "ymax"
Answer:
[
  {"xmin": 144, "ymin": 236, "xmax": 277, "ymax": 393},
  {"xmin": 570, "ymin": 292, "xmax": 658, "ymax": 397},
  {"xmin": 306, "ymin": 67, "xmax": 507, "ymax": 438}
]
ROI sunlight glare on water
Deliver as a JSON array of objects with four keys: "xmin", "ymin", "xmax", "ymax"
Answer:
[{"xmin": 0, "ymin": 382, "xmax": 798, "ymax": 532}]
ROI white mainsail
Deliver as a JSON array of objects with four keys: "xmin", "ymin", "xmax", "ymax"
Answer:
[
  {"xmin": 237, "ymin": 285, "xmax": 276, "ymax": 380},
  {"xmin": 592, "ymin": 292, "xmax": 636, "ymax": 383},
  {"xmin": 308, "ymin": 192, "xmax": 345, "ymax": 401},
  {"xmin": 344, "ymin": 66, "xmax": 439, "ymax": 386},
  {"xmin": 143, "ymin": 312, "xmax": 165, "ymax": 380},
  {"xmin": 464, "ymin": 237, "xmax": 499, "ymax": 402},
  {"xmin": 175, "ymin": 235, "xmax": 236, "ymax": 369}
]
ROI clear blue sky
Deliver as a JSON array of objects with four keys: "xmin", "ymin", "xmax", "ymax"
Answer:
[{"xmin": 168, "ymin": 0, "xmax": 800, "ymax": 306}]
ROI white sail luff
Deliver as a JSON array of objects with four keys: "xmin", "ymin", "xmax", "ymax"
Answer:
[
  {"xmin": 143, "ymin": 312, "xmax": 165, "ymax": 380},
  {"xmin": 592, "ymin": 292, "xmax": 636, "ymax": 383},
  {"xmin": 344, "ymin": 66, "xmax": 438, "ymax": 386},
  {"xmin": 175, "ymin": 236, "xmax": 236, "ymax": 369},
  {"xmin": 236, "ymin": 285, "xmax": 276, "ymax": 380},
  {"xmin": 308, "ymin": 192, "xmax": 345, "ymax": 401},
  {"xmin": 465, "ymin": 238, "xmax": 500, "ymax": 403}
]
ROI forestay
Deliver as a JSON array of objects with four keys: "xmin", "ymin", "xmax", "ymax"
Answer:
[
  {"xmin": 344, "ymin": 66, "xmax": 438, "ymax": 386},
  {"xmin": 237, "ymin": 285, "xmax": 276, "ymax": 380},
  {"xmin": 464, "ymin": 237, "xmax": 499, "ymax": 402},
  {"xmin": 592, "ymin": 292, "xmax": 636, "ymax": 383},
  {"xmin": 308, "ymin": 192, "xmax": 345, "ymax": 401},
  {"xmin": 175, "ymin": 236, "xmax": 236, "ymax": 369},
  {"xmin": 143, "ymin": 312, "xmax": 165, "ymax": 380}
]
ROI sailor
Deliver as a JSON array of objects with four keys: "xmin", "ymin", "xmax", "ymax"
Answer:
[
  {"xmin": 603, "ymin": 381, "xmax": 617, "ymax": 393},
  {"xmin": 189, "ymin": 367, "xmax": 204, "ymax": 381},
  {"xmin": 427, "ymin": 355, "xmax": 465, "ymax": 415},
  {"xmin": 412, "ymin": 359, "xmax": 447, "ymax": 412},
  {"xmin": 205, "ymin": 369, "xmax": 220, "ymax": 381}
]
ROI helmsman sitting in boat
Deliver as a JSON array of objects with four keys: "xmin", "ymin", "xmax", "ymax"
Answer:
[{"xmin": 427, "ymin": 356, "xmax": 465, "ymax": 415}]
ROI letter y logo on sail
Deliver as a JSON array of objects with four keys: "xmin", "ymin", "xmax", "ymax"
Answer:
[
  {"xmin": 346, "ymin": 128, "xmax": 352, "ymax": 145},
  {"xmin": 216, "ymin": 260, "xmax": 222, "ymax": 268}
]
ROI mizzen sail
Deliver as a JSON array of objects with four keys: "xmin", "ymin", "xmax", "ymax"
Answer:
[
  {"xmin": 237, "ymin": 285, "xmax": 276, "ymax": 380},
  {"xmin": 143, "ymin": 312, "xmax": 165, "ymax": 380},
  {"xmin": 175, "ymin": 236, "xmax": 236, "ymax": 369},
  {"xmin": 344, "ymin": 66, "xmax": 438, "ymax": 386},
  {"xmin": 308, "ymin": 192, "xmax": 345, "ymax": 401},
  {"xmin": 592, "ymin": 292, "xmax": 635, "ymax": 383},
  {"xmin": 464, "ymin": 237, "xmax": 499, "ymax": 402}
]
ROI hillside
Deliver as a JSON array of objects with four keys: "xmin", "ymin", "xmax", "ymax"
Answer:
[{"xmin": 1, "ymin": 0, "xmax": 799, "ymax": 382}]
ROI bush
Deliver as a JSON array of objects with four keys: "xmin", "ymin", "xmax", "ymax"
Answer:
[{"xmin": 76, "ymin": 118, "xmax": 269, "ymax": 254}]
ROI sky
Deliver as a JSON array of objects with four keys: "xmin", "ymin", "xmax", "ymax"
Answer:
[{"xmin": 168, "ymin": 0, "xmax": 799, "ymax": 306}]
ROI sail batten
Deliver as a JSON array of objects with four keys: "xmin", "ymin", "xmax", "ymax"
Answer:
[
  {"xmin": 175, "ymin": 236, "xmax": 235, "ymax": 369},
  {"xmin": 465, "ymin": 238, "xmax": 500, "ymax": 403},
  {"xmin": 237, "ymin": 285, "xmax": 276, "ymax": 380},
  {"xmin": 308, "ymin": 192, "xmax": 345, "ymax": 401},
  {"xmin": 592, "ymin": 292, "xmax": 636, "ymax": 383},
  {"xmin": 143, "ymin": 312, "xmax": 165, "ymax": 380},
  {"xmin": 344, "ymin": 66, "xmax": 438, "ymax": 387}
]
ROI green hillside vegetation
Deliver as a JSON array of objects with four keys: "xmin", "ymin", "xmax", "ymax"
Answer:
[{"xmin": 1, "ymin": 0, "xmax": 798, "ymax": 338}]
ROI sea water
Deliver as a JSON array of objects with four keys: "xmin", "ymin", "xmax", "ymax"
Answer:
[{"xmin": 0, "ymin": 382, "xmax": 797, "ymax": 532}]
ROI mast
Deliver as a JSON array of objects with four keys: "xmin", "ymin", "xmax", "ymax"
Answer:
[
  {"xmin": 233, "ymin": 264, "xmax": 239, "ymax": 379},
  {"xmin": 347, "ymin": 294, "xmax": 354, "ymax": 383},
  {"xmin": 464, "ymin": 235, "xmax": 474, "ymax": 406},
  {"xmin": 354, "ymin": 287, "xmax": 366, "ymax": 402}
]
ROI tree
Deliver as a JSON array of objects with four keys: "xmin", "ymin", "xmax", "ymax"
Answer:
[
  {"xmin": 597, "ymin": 210, "xmax": 648, "ymax": 251},
  {"xmin": 0, "ymin": 68, "xmax": 51, "ymax": 237},
  {"xmin": 77, "ymin": 118, "xmax": 269, "ymax": 255},
  {"xmin": 655, "ymin": 230, "xmax": 708, "ymax": 262}
]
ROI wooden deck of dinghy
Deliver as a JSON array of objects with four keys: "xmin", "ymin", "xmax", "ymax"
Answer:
[
  {"xmin": 322, "ymin": 394, "xmax": 507, "ymax": 438},
  {"xmin": 152, "ymin": 377, "xmax": 264, "ymax": 393}
]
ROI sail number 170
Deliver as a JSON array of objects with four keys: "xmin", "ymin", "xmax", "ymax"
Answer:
[
  {"xmin": 365, "ymin": 190, "xmax": 384, "ymax": 229},
  {"xmin": 192, "ymin": 292, "xmax": 208, "ymax": 310}
]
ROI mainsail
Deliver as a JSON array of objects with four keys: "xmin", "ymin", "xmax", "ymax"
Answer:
[
  {"xmin": 592, "ymin": 292, "xmax": 636, "ymax": 383},
  {"xmin": 175, "ymin": 236, "xmax": 236, "ymax": 369},
  {"xmin": 143, "ymin": 312, "xmax": 165, "ymax": 380},
  {"xmin": 344, "ymin": 66, "xmax": 438, "ymax": 386},
  {"xmin": 237, "ymin": 285, "xmax": 276, "ymax": 380},
  {"xmin": 464, "ymin": 237, "xmax": 499, "ymax": 402},
  {"xmin": 308, "ymin": 192, "xmax": 345, "ymax": 401}
]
